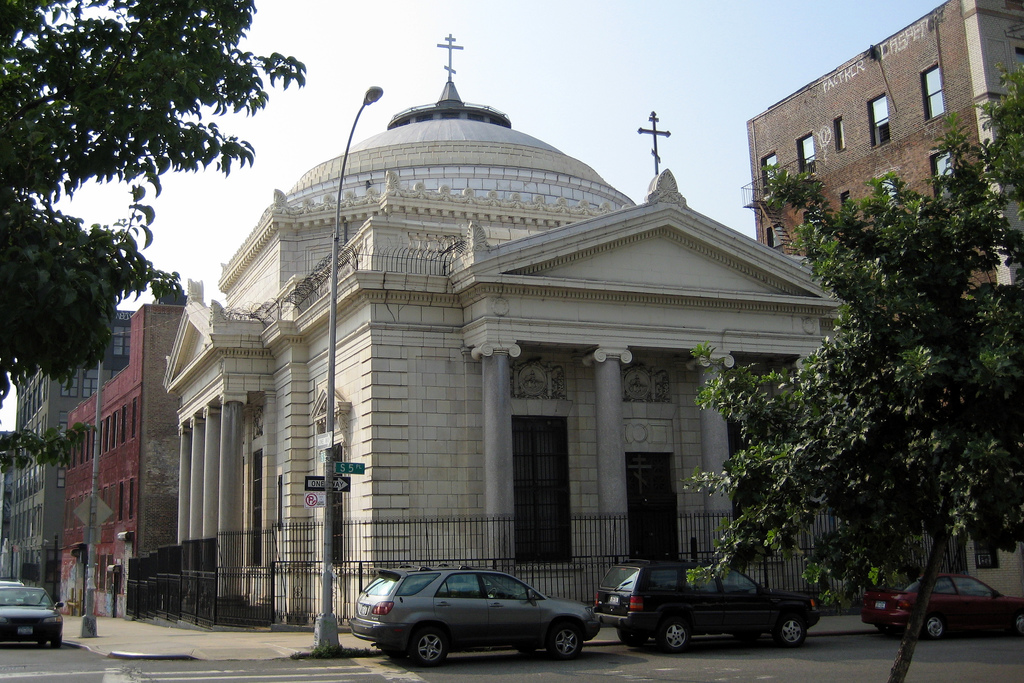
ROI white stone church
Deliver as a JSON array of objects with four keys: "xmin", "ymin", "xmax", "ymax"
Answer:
[{"xmin": 162, "ymin": 70, "xmax": 835, "ymax": 619}]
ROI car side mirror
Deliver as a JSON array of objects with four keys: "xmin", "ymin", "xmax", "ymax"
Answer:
[
  {"xmin": 992, "ymin": 591, "xmax": 1002, "ymax": 598},
  {"xmin": 526, "ymin": 589, "xmax": 539, "ymax": 603},
  {"xmin": 55, "ymin": 601, "xmax": 64, "ymax": 608}
]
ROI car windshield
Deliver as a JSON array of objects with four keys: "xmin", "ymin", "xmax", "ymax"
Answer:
[
  {"xmin": 0, "ymin": 587, "xmax": 53, "ymax": 607},
  {"xmin": 601, "ymin": 566, "xmax": 640, "ymax": 591}
]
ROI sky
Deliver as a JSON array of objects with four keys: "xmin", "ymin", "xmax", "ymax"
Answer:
[{"xmin": 1, "ymin": 0, "xmax": 946, "ymax": 430}]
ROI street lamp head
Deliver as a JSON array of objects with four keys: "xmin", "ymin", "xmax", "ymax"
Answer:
[{"xmin": 364, "ymin": 86, "xmax": 384, "ymax": 106}]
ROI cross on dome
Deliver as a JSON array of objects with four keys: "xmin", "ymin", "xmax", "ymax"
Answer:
[{"xmin": 437, "ymin": 33, "xmax": 464, "ymax": 83}]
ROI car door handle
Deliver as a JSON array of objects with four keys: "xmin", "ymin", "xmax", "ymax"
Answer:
[
  {"xmin": 436, "ymin": 601, "xmax": 451, "ymax": 607},
  {"xmin": 489, "ymin": 602, "xmax": 503, "ymax": 607}
]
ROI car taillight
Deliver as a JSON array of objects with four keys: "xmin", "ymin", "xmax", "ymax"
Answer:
[
  {"xmin": 372, "ymin": 601, "xmax": 394, "ymax": 615},
  {"xmin": 629, "ymin": 595, "xmax": 644, "ymax": 612},
  {"xmin": 896, "ymin": 599, "xmax": 912, "ymax": 610},
  {"xmin": 594, "ymin": 592, "xmax": 599, "ymax": 606}
]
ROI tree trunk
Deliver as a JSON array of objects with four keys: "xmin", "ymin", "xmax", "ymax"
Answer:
[{"xmin": 887, "ymin": 529, "xmax": 949, "ymax": 683}]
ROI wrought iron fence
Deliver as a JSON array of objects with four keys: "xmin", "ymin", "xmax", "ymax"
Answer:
[{"xmin": 126, "ymin": 512, "xmax": 969, "ymax": 628}]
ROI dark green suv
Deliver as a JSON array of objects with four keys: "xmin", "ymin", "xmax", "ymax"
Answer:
[{"xmin": 594, "ymin": 560, "xmax": 820, "ymax": 653}]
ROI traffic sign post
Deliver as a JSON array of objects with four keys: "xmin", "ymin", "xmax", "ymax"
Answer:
[{"xmin": 304, "ymin": 492, "xmax": 325, "ymax": 508}]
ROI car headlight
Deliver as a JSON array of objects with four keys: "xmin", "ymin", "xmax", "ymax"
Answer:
[
  {"xmin": 0, "ymin": 617, "xmax": 8, "ymax": 624},
  {"xmin": 43, "ymin": 615, "xmax": 63, "ymax": 624}
]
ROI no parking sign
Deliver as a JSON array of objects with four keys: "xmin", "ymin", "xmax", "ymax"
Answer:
[{"xmin": 304, "ymin": 492, "xmax": 325, "ymax": 508}]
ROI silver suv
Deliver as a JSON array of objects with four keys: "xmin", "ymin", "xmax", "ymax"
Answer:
[{"xmin": 350, "ymin": 566, "xmax": 601, "ymax": 666}]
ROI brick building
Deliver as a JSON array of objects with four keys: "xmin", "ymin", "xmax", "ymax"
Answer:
[
  {"xmin": 746, "ymin": 0, "xmax": 1024, "ymax": 276},
  {"xmin": 746, "ymin": 0, "xmax": 1024, "ymax": 595},
  {"xmin": 2, "ymin": 311, "xmax": 132, "ymax": 598},
  {"xmin": 61, "ymin": 303, "xmax": 184, "ymax": 617}
]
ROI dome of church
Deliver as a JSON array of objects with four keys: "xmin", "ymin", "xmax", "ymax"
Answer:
[{"xmin": 287, "ymin": 80, "xmax": 634, "ymax": 210}]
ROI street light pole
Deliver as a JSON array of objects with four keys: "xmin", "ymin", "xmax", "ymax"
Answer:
[
  {"xmin": 81, "ymin": 360, "xmax": 102, "ymax": 638},
  {"xmin": 314, "ymin": 85, "xmax": 383, "ymax": 649}
]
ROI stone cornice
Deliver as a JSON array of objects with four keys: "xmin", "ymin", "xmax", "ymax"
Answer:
[{"xmin": 458, "ymin": 280, "xmax": 836, "ymax": 318}]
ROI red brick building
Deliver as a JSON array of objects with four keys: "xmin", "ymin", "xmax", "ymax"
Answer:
[
  {"xmin": 61, "ymin": 303, "xmax": 183, "ymax": 617},
  {"xmin": 746, "ymin": 0, "xmax": 1024, "ymax": 275}
]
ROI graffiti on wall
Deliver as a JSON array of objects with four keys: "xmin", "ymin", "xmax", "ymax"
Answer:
[
  {"xmin": 875, "ymin": 19, "xmax": 930, "ymax": 61},
  {"xmin": 822, "ymin": 59, "xmax": 866, "ymax": 95}
]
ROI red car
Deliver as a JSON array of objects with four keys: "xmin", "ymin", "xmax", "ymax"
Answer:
[{"xmin": 862, "ymin": 573, "xmax": 1024, "ymax": 639}]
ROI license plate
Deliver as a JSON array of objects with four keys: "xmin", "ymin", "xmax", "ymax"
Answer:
[
  {"xmin": 608, "ymin": 595, "xmax": 620, "ymax": 606},
  {"xmin": 17, "ymin": 626, "xmax": 33, "ymax": 635},
  {"xmin": 874, "ymin": 600, "xmax": 887, "ymax": 610}
]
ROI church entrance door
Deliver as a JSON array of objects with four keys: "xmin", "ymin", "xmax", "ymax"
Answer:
[{"xmin": 626, "ymin": 452, "xmax": 678, "ymax": 560}]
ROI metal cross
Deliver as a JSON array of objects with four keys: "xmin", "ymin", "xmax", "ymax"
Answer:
[
  {"xmin": 638, "ymin": 111, "xmax": 671, "ymax": 176},
  {"xmin": 437, "ymin": 34, "xmax": 464, "ymax": 82}
]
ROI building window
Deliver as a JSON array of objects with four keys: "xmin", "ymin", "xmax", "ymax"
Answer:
[
  {"xmin": 113, "ymin": 328, "xmax": 130, "ymax": 357},
  {"xmin": 869, "ymin": 95, "xmax": 891, "ymax": 145},
  {"xmin": 833, "ymin": 117, "xmax": 845, "ymax": 151},
  {"xmin": 840, "ymin": 190, "xmax": 851, "ymax": 204},
  {"xmin": 797, "ymin": 135, "xmax": 816, "ymax": 173},
  {"xmin": 512, "ymin": 417, "xmax": 571, "ymax": 562},
  {"xmin": 760, "ymin": 153, "xmax": 777, "ymax": 185},
  {"xmin": 83, "ymin": 369, "xmax": 98, "ymax": 398},
  {"xmin": 922, "ymin": 66, "xmax": 944, "ymax": 119},
  {"xmin": 121, "ymin": 405, "xmax": 127, "ymax": 443},
  {"xmin": 56, "ymin": 467, "xmax": 65, "ymax": 489},
  {"xmin": 58, "ymin": 410, "xmax": 67, "ymax": 430},
  {"xmin": 131, "ymin": 398, "xmax": 137, "ymax": 438},
  {"xmin": 931, "ymin": 151, "xmax": 951, "ymax": 177},
  {"xmin": 1016, "ymin": 46, "xmax": 1024, "ymax": 68},
  {"xmin": 60, "ymin": 373, "xmax": 79, "ymax": 397},
  {"xmin": 118, "ymin": 481, "xmax": 124, "ymax": 521},
  {"xmin": 128, "ymin": 478, "xmax": 134, "ymax": 520}
]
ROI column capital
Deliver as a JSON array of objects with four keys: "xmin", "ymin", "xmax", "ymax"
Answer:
[
  {"xmin": 687, "ymin": 353, "xmax": 735, "ymax": 370},
  {"xmin": 203, "ymin": 405, "xmax": 221, "ymax": 419},
  {"xmin": 582, "ymin": 347, "xmax": 633, "ymax": 366},
  {"xmin": 471, "ymin": 342, "xmax": 521, "ymax": 361}
]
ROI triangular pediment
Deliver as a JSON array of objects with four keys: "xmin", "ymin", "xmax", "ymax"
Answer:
[
  {"xmin": 462, "ymin": 200, "xmax": 826, "ymax": 301},
  {"xmin": 164, "ymin": 293, "xmax": 213, "ymax": 390}
]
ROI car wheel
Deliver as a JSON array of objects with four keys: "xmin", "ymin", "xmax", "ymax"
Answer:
[
  {"xmin": 1011, "ymin": 611, "xmax": 1024, "ymax": 637},
  {"xmin": 50, "ymin": 636, "xmax": 62, "ymax": 648},
  {"xmin": 772, "ymin": 613, "xmax": 807, "ymax": 648},
  {"xmin": 922, "ymin": 613, "xmax": 946, "ymax": 640},
  {"xmin": 617, "ymin": 628, "xmax": 648, "ymax": 647},
  {"xmin": 546, "ymin": 620, "xmax": 583, "ymax": 660},
  {"xmin": 380, "ymin": 648, "xmax": 406, "ymax": 659},
  {"xmin": 656, "ymin": 615, "xmax": 691, "ymax": 654},
  {"xmin": 407, "ymin": 626, "xmax": 449, "ymax": 667}
]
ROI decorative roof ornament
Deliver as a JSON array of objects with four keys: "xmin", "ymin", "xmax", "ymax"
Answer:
[
  {"xmin": 644, "ymin": 169, "xmax": 687, "ymax": 208},
  {"xmin": 437, "ymin": 34, "xmax": 463, "ymax": 83},
  {"xmin": 638, "ymin": 111, "xmax": 671, "ymax": 176}
]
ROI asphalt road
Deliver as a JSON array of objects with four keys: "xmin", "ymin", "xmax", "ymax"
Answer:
[{"xmin": 1, "ymin": 629, "xmax": 1022, "ymax": 682}]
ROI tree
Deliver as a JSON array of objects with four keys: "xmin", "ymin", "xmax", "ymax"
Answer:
[
  {"xmin": 0, "ymin": 0, "xmax": 304, "ymax": 469},
  {"xmin": 690, "ymin": 69, "xmax": 1024, "ymax": 683}
]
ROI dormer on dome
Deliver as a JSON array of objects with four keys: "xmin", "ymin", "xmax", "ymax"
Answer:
[{"xmin": 387, "ymin": 80, "xmax": 512, "ymax": 130}]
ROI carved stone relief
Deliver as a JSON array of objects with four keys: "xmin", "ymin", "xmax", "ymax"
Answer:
[
  {"xmin": 622, "ymin": 363, "xmax": 671, "ymax": 402},
  {"xmin": 511, "ymin": 360, "xmax": 566, "ymax": 400}
]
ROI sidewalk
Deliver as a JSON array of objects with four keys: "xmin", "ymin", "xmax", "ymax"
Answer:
[{"xmin": 61, "ymin": 613, "xmax": 873, "ymax": 661}]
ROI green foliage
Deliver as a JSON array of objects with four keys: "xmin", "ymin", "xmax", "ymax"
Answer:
[
  {"xmin": 690, "ymin": 69, "xmax": 1024, "ymax": 599},
  {"xmin": 291, "ymin": 644, "xmax": 378, "ymax": 659},
  {"xmin": 0, "ymin": 0, "xmax": 305, "ymax": 468}
]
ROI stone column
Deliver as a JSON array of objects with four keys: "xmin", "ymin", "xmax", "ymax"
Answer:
[
  {"xmin": 188, "ymin": 416, "xmax": 206, "ymax": 540},
  {"xmin": 262, "ymin": 392, "xmax": 278, "ymax": 526},
  {"xmin": 697, "ymin": 355, "xmax": 735, "ymax": 514},
  {"xmin": 202, "ymin": 406, "xmax": 221, "ymax": 539},
  {"xmin": 219, "ymin": 400, "xmax": 244, "ymax": 533},
  {"xmin": 584, "ymin": 347, "xmax": 633, "ymax": 515},
  {"xmin": 472, "ymin": 343, "xmax": 521, "ymax": 517},
  {"xmin": 177, "ymin": 425, "xmax": 192, "ymax": 544}
]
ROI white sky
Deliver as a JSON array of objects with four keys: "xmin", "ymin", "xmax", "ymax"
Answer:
[{"xmin": 1, "ymin": 0, "xmax": 944, "ymax": 430}]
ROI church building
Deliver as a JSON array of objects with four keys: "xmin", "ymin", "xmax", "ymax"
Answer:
[{"xmin": 163, "ymin": 51, "xmax": 835, "ymax": 622}]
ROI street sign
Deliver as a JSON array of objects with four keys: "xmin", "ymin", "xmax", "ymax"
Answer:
[
  {"xmin": 74, "ymin": 497, "xmax": 114, "ymax": 525},
  {"xmin": 315, "ymin": 432, "xmax": 333, "ymax": 449},
  {"xmin": 334, "ymin": 461, "xmax": 365, "ymax": 475},
  {"xmin": 304, "ymin": 492, "xmax": 325, "ymax": 508},
  {"xmin": 304, "ymin": 475, "xmax": 350, "ymax": 492}
]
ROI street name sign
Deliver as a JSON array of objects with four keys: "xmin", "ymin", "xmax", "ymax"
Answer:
[{"xmin": 334, "ymin": 461, "xmax": 365, "ymax": 475}]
